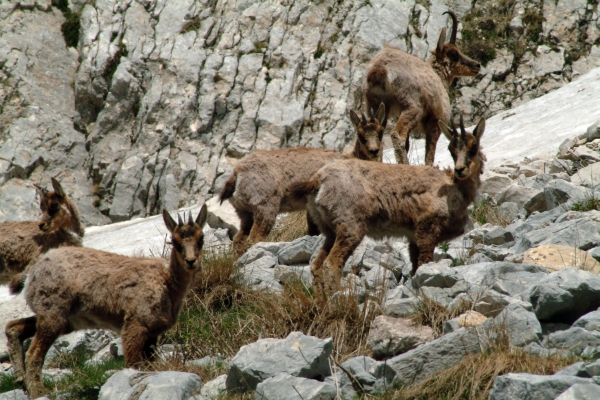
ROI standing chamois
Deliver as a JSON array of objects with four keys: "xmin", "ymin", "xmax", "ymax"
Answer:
[
  {"xmin": 5, "ymin": 206, "xmax": 207, "ymax": 398},
  {"xmin": 219, "ymin": 105, "xmax": 387, "ymax": 258},
  {"xmin": 290, "ymin": 115, "xmax": 486, "ymax": 301},
  {"xmin": 363, "ymin": 10, "xmax": 481, "ymax": 166},
  {"xmin": 0, "ymin": 178, "xmax": 84, "ymax": 294}
]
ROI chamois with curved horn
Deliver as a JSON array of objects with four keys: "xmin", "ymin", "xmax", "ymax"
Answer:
[
  {"xmin": 290, "ymin": 115, "xmax": 486, "ymax": 301},
  {"xmin": 362, "ymin": 10, "xmax": 481, "ymax": 166}
]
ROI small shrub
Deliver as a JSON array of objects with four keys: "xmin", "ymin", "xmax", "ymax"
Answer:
[
  {"xmin": 410, "ymin": 291, "xmax": 472, "ymax": 337},
  {"xmin": 253, "ymin": 41, "xmax": 268, "ymax": 53},
  {"xmin": 54, "ymin": 0, "xmax": 80, "ymax": 48},
  {"xmin": 102, "ymin": 42, "xmax": 129, "ymax": 82},
  {"xmin": 571, "ymin": 192, "xmax": 600, "ymax": 212},
  {"xmin": 265, "ymin": 211, "xmax": 308, "ymax": 242},
  {"xmin": 470, "ymin": 199, "xmax": 510, "ymax": 227},
  {"xmin": 181, "ymin": 17, "xmax": 201, "ymax": 34}
]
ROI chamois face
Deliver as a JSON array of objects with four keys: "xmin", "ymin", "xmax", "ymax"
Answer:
[
  {"xmin": 440, "ymin": 116, "xmax": 486, "ymax": 180},
  {"xmin": 350, "ymin": 103, "xmax": 387, "ymax": 160},
  {"xmin": 36, "ymin": 178, "xmax": 72, "ymax": 233},
  {"xmin": 163, "ymin": 205, "xmax": 208, "ymax": 271},
  {"xmin": 434, "ymin": 11, "xmax": 481, "ymax": 79}
]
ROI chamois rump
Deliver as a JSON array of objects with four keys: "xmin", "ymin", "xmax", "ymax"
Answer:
[
  {"xmin": 363, "ymin": 10, "xmax": 481, "ymax": 166},
  {"xmin": 219, "ymin": 104, "xmax": 387, "ymax": 257},
  {"xmin": 0, "ymin": 178, "xmax": 84, "ymax": 294},
  {"xmin": 290, "ymin": 115, "xmax": 486, "ymax": 300},
  {"xmin": 5, "ymin": 206, "xmax": 207, "ymax": 398}
]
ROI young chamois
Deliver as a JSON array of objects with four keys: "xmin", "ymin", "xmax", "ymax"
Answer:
[
  {"xmin": 363, "ymin": 10, "xmax": 481, "ymax": 166},
  {"xmin": 0, "ymin": 178, "xmax": 84, "ymax": 294},
  {"xmin": 219, "ymin": 104, "xmax": 387, "ymax": 258},
  {"xmin": 5, "ymin": 206, "xmax": 207, "ymax": 398},
  {"xmin": 290, "ymin": 115, "xmax": 486, "ymax": 301}
]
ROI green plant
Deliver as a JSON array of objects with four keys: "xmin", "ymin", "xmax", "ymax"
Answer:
[
  {"xmin": 54, "ymin": 0, "xmax": 80, "ymax": 48},
  {"xmin": 470, "ymin": 198, "xmax": 510, "ymax": 227},
  {"xmin": 181, "ymin": 17, "xmax": 201, "ymax": 34},
  {"xmin": 439, "ymin": 242, "xmax": 450, "ymax": 253},
  {"xmin": 572, "ymin": 191, "xmax": 600, "ymax": 212},
  {"xmin": 253, "ymin": 41, "xmax": 268, "ymax": 53},
  {"xmin": 0, "ymin": 373, "xmax": 21, "ymax": 394}
]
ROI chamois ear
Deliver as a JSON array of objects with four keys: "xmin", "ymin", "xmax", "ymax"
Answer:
[
  {"xmin": 349, "ymin": 109, "xmax": 360, "ymax": 128},
  {"xmin": 439, "ymin": 120, "xmax": 453, "ymax": 140},
  {"xmin": 51, "ymin": 178, "xmax": 66, "ymax": 198},
  {"xmin": 34, "ymin": 183, "xmax": 48, "ymax": 197},
  {"xmin": 375, "ymin": 102, "xmax": 386, "ymax": 125},
  {"xmin": 195, "ymin": 204, "xmax": 208, "ymax": 228},
  {"xmin": 436, "ymin": 27, "xmax": 447, "ymax": 54},
  {"xmin": 162, "ymin": 209, "xmax": 177, "ymax": 233},
  {"xmin": 473, "ymin": 117, "xmax": 486, "ymax": 140}
]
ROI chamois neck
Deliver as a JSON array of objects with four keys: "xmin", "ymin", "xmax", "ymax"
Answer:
[
  {"xmin": 428, "ymin": 56, "xmax": 453, "ymax": 88},
  {"xmin": 65, "ymin": 197, "xmax": 84, "ymax": 238},
  {"xmin": 454, "ymin": 156, "xmax": 484, "ymax": 205},
  {"xmin": 167, "ymin": 250, "xmax": 195, "ymax": 312}
]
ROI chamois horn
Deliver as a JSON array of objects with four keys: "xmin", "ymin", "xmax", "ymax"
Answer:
[{"xmin": 442, "ymin": 10, "xmax": 458, "ymax": 44}]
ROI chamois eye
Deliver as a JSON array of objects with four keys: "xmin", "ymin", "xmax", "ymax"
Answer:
[
  {"xmin": 447, "ymin": 49, "xmax": 459, "ymax": 61},
  {"xmin": 48, "ymin": 201, "xmax": 59, "ymax": 215}
]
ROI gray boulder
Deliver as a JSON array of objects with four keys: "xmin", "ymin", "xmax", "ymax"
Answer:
[
  {"xmin": 484, "ymin": 227, "xmax": 514, "ymax": 246},
  {"xmin": 226, "ymin": 332, "xmax": 332, "ymax": 392},
  {"xmin": 336, "ymin": 355, "xmax": 395, "ymax": 395},
  {"xmin": 387, "ymin": 328, "xmax": 481, "ymax": 386},
  {"xmin": 555, "ymin": 362, "xmax": 591, "ymax": 378},
  {"xmin": 505, "ymin": 206, "xmax": 567, "ymax": 239},
  {"xmin": 490, "ymin": 373, "xmax": 592, "ymax": 400},
  {"xmin": 572, "ymin": 309, "xmax": 600, "ymax": 331},
  {"xmin": 499, "ymin": 202, "xmax": 519, "ymax": 222},
  {"xmin": 0, "ymin": 390, "xmax": 28, "ymax": 400},
  {"xmin": 480, "ymin": 174, "xmax": 514, "ymax": 198},
  {"xmin": 367, "ymin": 316, "xmax": 434, "ymax": 359},
  {"xmin": 495, "ymin": 185, "xmax": 542, "ymax": 210},
  {"xmin": 555, "ymin": 383, "xmax": 600, "ymax": 400},
  {"xmin": 45, "ymin": 329, "xmax": 117, "ymax": 366},
  {"xmin": 98, "ymin": 369, "xmax": 202, "ymax": 400},
  {"xmin": 544, "ymin": 179, "xmax": 588, "ymax": 210},
  {"xmin": 274, "ymin": 265, "xmax": 312, "ymax": 287},
  {"xmin": 384, "ymin": 297, "xmax": 420, "ymax": 318},
  {"xmin": 547, "ymin": 327, "xmax": 600, "ymax": 355},
  {"xmin": 526, "ymin": 268, "xmax": 600, "ymax": 323},
  {"xmin": 412, "ymin": 261, "xmax": 460, "ymax": 288},
  {"xmin": 480, "ymin": 303, "xmax": 542, "ymax": 347},
  {"xmin": 254, "ymin": 374, "xmax": 336, "ymax": 400},
  {"xmin": 278, "ymin": 236, "xmax": 320, "ymax": 265},
  {"xmin": 361, "ymin": 265, "xmax": 397, "ymax": 290},
  {"xmin": 454, "ymin": 262, "xmax": 547, "ymax": 295},
  {"xmin": 240, "ymin": 257, "xmax": 282, "ymax": 292},
  {"xmin": 512, "ymin": 217, "xmax": 600, "ymax": 253},
  {"xmin": 473, "ymin": 244, "xmax": 514, "ymax": 261}
]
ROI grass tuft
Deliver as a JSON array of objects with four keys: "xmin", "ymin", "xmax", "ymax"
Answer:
[
  {"xmin": 571, "ymin": 193, "xmax": 600, "ymax": 212},
  {"xmin": 0, "ymin": 373, "xmax": 21, "ymax": 395},
  {"xmin": 265, "ymin": 212, "xmax": 308, "ymax": 242},
  {"xmin": 470, "ymin": 198, "xmax": 510, "ymax": 227},
  {"xmin": 410, "ymin": 291, "xmax": 472, "ymax": 337}
]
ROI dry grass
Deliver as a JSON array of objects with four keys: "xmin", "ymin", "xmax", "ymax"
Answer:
[
  {"xmin": 265, "ymin": 211, "xmax": 308, "ymax": 242},
  {"xmin": 469, "ymin": 199, "xmax": 510, "ymax": 227},
  {"xmin": 410, "ymin": 291, "xmax": 473, "ymax": 337},
  {"xmin": 382, "ymin": 347, "xmax": 576, "ymax": 400},
  {"xmin": 158, "ymin": 248, "xmax": 384, "ymax": 381}
]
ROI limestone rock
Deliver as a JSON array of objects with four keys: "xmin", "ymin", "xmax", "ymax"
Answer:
[
  {"xmin": 98, "ymin": 369, "xmax": 202, "ymax": 400},
  {"xmin": 490, "ymin": 373, "xmax": 592, "ymax": 400},
  {"xmin": 254, "ymin": 374, "xmax": 336, "ymax": 400},
  {"xmin": 367, "ymin": 316, "xmax": 434, "ymax": 360},
  {"xmin": 523, "ymin": 245, "xmax": 600, "ymax": 274}
]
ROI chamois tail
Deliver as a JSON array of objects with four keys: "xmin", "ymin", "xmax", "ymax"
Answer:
[
  {"xmin": 218, "ymin": 172, "xmax": 237, "ymax": 204},
  {"xmin": 366, "ymin": 65, "xmax": 388, "ymax": 88},
  {"xmin": 9, "ymin": 272, "xmax": 25, "ymax": 295},
  {"xmin": 288, "ymin": 179, "xmax": 320, "ymax": 202}
]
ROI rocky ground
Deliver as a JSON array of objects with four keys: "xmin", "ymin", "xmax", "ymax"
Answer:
[
  {"xmin": 2, "ymin": 118, "xmax": 600, "ymax": 399},
  {"xmin": 1, "ymin": 0, "xmax": 599, "ymax": 226}
]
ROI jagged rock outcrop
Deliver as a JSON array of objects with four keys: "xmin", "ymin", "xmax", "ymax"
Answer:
[{"xmin": 1, "ymin": 0, "xmax": 599, "ymax": 224}]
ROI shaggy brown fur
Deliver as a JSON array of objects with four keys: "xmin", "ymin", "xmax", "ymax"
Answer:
[
  {"xmin": 5, "ymin": 206, "xmax": 207, "ymax": 398},
  {"xmin": 362, "ymin": 10, "xmax": 480, "ymax": 166},
  {"xmin": 219, "ymin": 106, "xmax": 387, "ymax": 258},
  {"xmin": 292, "ymin": 115, "xmax": 486, "ymax": 302},
  {"xmin": 0, "ymin": 178, "xmax": 84, "ymax": 294}
]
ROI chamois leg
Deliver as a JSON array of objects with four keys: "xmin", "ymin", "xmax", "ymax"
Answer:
[
  {"xmin": 5, "ymin": 316, "xmax": 37, "ymax": 385},
  {"xmin": 424, "ymin": 119, "xmax": 442, "ymax": 166},
  {"xmin": 390, "ymin": 106, "xmax": 421, "ymax": 164},
  {"xmin": 233, "ymin": 210, "xmax": 253, "ymax": 258},
  {"xmin": 122, "ymin": 319, "xmax": 151, "ymax": 367},
  {"xmin": 142, "ymin": 336, "xmax": 158, "ymax": 362},
  {"xmin": 306, "ymin": 212, "xmax": 320, "ymax": 236},
  {"xmin": 323, "ymin": 231, "xmax": 364, "ymax": 296},
  {"xmin": 408, "ymin": 242, "xmax": 420, "ymax": 276},
  {"xmin": 247, "ymin": 207, "xmax": 277, "ymax": 247},
  {"xmin": 25, "ymin": 314, "xmax": 67, "ymax": 398},
  {"xmin": 311, "ymin": 232, "xmax": 336, "ymax": 304}
]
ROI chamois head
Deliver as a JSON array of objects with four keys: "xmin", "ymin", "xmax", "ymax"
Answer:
[
  {"xmin": 35, "ymin": 178, "xmax": 73, "ymax": 233},
  {"xmin": 440, "ymin": 114, "xmax": 485, "ymax": 180},
  {"xmin": 162, "ymin": 205, "xmax": 208, "ymax": 271},
  {"xmin": 350, "ymin": 102, "xmax": 387, "ymax": 161},
  {"xmin": 433, "ymin": 11, "xmax": 481, "ymax": 83}
]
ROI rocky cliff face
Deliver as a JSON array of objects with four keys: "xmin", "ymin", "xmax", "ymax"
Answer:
[{"xmin": 0, "ymin": 0, "xmax": 598, "ymax": 225}]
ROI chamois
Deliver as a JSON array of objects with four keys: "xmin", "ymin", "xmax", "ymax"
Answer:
[
  {"xmin": 363, "ymin": 10, "xmax": 481, "ymax": 166},
  {"xmin": 0, "ymin": 178, "xmax": 84, "ymax": 294},
  {"xmin": 291, "ymin": 115, "xmax": 486, "ymax": 301},
  {"xmin": 219, "ymin": 104, "xmax": 387, "ymax": 258},
  {"xmin": 5, "ymin": 206, "xmax": 207, "ymax": 398}
]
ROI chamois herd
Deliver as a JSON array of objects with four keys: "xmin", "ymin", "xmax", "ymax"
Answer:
[{"xmin": 0, "ymin": 10, "xmax": 487, "ymax": 397}]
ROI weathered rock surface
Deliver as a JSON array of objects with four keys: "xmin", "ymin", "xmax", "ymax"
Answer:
[
  {"xmin": 523, "ymin": 245, "xmax": 600, "ymax": 273},
  {"xmin": 226, "ymin": 332, "xmax": 332, "ymax": 392},
  {"xmin": 490, "ymin": 373, "xmax": 593, "ymax": 400},
  {"xmin": 98, "ymin": 369, "xmax": 202, "ymax": 400},
  {"xmin": 367, "ymin": 315, "xmax": 434, "ymax": 360},
  {"xmin": 254, "ymin": 374, "xmax": 336, "ymax": 400}
]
